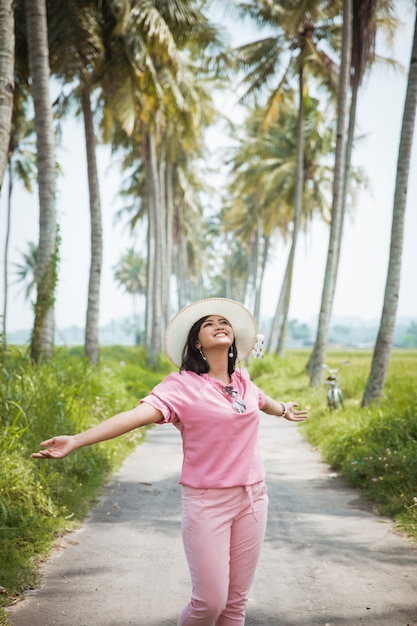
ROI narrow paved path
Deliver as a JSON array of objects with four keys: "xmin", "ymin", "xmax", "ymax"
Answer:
[{"xmin": 7, "ymin": 417, "xmax": 417, "ymax": 626}]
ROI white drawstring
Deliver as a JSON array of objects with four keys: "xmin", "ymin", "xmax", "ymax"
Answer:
[{"xmin": 245, "ymin": 485, "xmax": 258, "ymax": 521}]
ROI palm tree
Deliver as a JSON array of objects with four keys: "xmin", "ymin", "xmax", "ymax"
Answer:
[
  {"xmin": 45, "ymin": 0, "xmax": 108, "ymax": 365},
  {"xmin": 362, "ymin": 6, "xmax": 417, "ymax": 406},
  {"xmin": 97, "ymin": 3, "xmax": 179, "ymax": 362},
  {"xmin": 14, "ymin": 241, "xmax": 38, "ymax": 301},
  {"xmin": 223, "ymin": 93, "xmax": 336, "ymax": 346},
  {"xmin": 171, "ymin": 145, "xmax": 214, "ymax": 309},
  {"xmin": 222, "ymin": 107, "xmax": 294, "ymax": 318},
  {"xmin": 307, "ymin": 0, "xmax": 398, "ymax": 384},
  {"xmin": 2, "ymin": 96, "xmax": 36, "ymax": 345},
  {"xmin": 0, "ymin": 0, "xmax": 14, "ymax": 191},
  {"xmin": 46, "ymin": 0, "xmax": 219, "ymax": 363},
  {"xmin": 307, "ymin": 0, "xmax": 353, "ymax": 385},
  {"xmin": 165, "ymin": 65, "xmax": 218, "ymax": 311},
  {"xmin": 81, "ymin": 79, "xmax": 103, "ymax": 365},
  {"xmin": 47, "ymin": 0, "xmax": 203, "ymax": 363},
  {"xmin": 114, "ymin": 248, "xmax": 147, "ymax": 344},
  {"xmin": 143, "ymin": 6, "xmax": 220, "ymax": 363},
  {"xmin": 232, "ymin": 0, "xmax": 340, "ymax": 347},
  {"xmin": 100, "ymin": 0, "xmax": 221, "ymax": 363},
  {"xmin": 24, "ymin": 0, "xmax": 57, "ymax": 362},
  {"xmin": 268, "ymin": 91, "xmax": 338, "ymax": 354},
  {"xmin": 344, "ymin": 0, "xmax": 397, "ymax": 219}
]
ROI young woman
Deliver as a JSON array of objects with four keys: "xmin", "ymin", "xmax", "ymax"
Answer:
[{"xmin": 32, "ymin": 297, "xmax": 308, "ymax": 626}]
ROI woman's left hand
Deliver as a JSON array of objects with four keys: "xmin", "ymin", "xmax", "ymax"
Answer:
[{"xmin": 282, "ymin": 402, "xmax": 309, "ymax": 422}]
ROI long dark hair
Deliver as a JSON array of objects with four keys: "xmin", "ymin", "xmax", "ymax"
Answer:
[{"xmin": 180, "ymin": 315, "xmax": 238, "ymax": 375}]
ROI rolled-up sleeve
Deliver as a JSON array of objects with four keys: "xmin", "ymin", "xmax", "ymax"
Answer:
[
  {"xmin": 252, "ymin": 382, "xmax": 266, "ymax": 409},
  {"xmin": 141, "ymin": 392, "xmax": 178, "ymax": 424},
  {"xmin": 140, "ymin": 373, "xmax": 187, "ymax": 424}
]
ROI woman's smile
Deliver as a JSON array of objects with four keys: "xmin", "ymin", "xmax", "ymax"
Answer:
[{"xmin": 198, "ymin": 316, "xmax": 234, "ymax": 348}]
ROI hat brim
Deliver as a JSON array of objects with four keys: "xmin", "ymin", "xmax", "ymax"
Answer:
[{"xmin": 165, "ymin": 298, "xmax": 258, "ymax": 368}]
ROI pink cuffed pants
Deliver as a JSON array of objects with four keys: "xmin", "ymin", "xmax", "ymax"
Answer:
[{"xmin": 178, "ymin": 481, "xmax": 268, "ymax": 626}]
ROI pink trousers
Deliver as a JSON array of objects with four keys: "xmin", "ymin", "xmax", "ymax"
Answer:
[{"xmin": 178, "ymin": 481, "xmax": 268, "ymax": 626}]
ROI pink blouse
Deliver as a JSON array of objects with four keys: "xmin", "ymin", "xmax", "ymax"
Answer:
[{"xmin": 141, "ymin": 368, "xmax": 266, "ymax": 488}]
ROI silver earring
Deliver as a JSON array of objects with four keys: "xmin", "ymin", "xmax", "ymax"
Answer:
[
  {"xmin": 229, "ymin": 346, "xmax": 234, "ymax": 358},
  {"xmin": 199, "ymin": 348, "xmax": 207, "ymax": 361}
]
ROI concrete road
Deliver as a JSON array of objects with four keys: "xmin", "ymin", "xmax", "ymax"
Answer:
[{"xmin": 7, "ymin": 416, "xmax": 417, "ymax": 626}]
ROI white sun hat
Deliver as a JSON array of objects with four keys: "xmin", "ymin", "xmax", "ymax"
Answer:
[{"xmin": 165, "ymin": 297, "xmax": 258, "ymax": 368}]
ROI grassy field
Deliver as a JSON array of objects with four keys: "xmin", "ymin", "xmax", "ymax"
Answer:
[
  {"xmin": 249, "ymin": 349, "xmax": 417, "ymax": 541},
  {"xmin": 0, "ymin": 345, "xmax": 416, "ymax": 624}
]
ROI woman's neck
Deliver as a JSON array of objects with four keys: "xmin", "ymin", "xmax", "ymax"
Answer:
[{"xmin": 206, "ymin": 355, "xmax": 231, "ymax": 386}]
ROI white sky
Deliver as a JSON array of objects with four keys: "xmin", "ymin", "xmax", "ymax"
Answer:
[{"xmin": 1, "ymin": 5, "xmax": 416, "ymax": 334}]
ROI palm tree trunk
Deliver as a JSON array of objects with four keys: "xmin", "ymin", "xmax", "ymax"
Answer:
[
  {"xmin": 335, "ymin": 71, "xmax": 359, "ymax": 285},
  {"xmin": 2, "ymin": 162, "xmax": 13, "ymax": 346},
  {"xmin": 307, "ymin": 0, "xmax": 352, "ymax": 385},
  {"xmin": 246, "ymin": 225, "xmax": 259, "ymax": 312},
  {"xmin": 277, "ymin": 268, "xmax": 292, "ymax": 355},
  {"xmin": 165, "ymin": 157, "xmax": 174, "ymax": 321},
  {"xmin": 362, "ymin": 10, "xmax": 417, "ymax": 406},
  {"xmin": 269, "ymin": 66, "xmax": 305, "ymax": 353},
  {"xmin": 180, "ymin": 234, "xmax": 191, "ymax": 305},
  {"xmin": 142, "ymin": 127, "xmax": 154, "ymax": 349},
  {"xmin": 147, "ymin": 129, "xmax": 164, "ymax": 365},
  {"xmin": 25, "ymin": 0, "xmax": 57, "ymax": 362},
  {"xmin": 159, "ymin": 133, "xmax": 173, "ymax": 327},
  {"xmin": 145, "ymin": 211, "xmax": 153, "ymax": 347},
  {"xmin": 342, "ymin": 78, "xmax": 358, "ymax": 229},
  {"xmin": 81, "ymin": 81, "xmax": 103, "ymax": 366},
  {"xmin": 174, "ymin": 236, "xmax": 186, "ymax": 309},
  {"xmin": 254, "ymin": 234, "xmax": 269, "ymax": 323},
  {"xmin": 268, "ymin": 251, "xmax": 289, "ymax": 351},
  {"xmin": 0, "ymin": 0, "xmax": 14, "ymax": 191}
]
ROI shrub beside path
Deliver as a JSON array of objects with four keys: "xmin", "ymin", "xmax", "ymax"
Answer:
[{"xmin": 7, "ymin": 417, "xmax": 417, "ymax": 626}]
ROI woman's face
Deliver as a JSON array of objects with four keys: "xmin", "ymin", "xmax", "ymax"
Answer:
[{"xmin": 195, "ymin": 315, "xmax": 234, "ymax": 352}]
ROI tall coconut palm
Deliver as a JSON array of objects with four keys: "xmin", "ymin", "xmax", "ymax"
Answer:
[
  {"xmin": 307, "ymin": 0, "xmax": 353, "ymax": 385},
  {"xmin": 45, "ymin": 0, "xmax": 109, "ymax": 365},
  {"xmin": 222, "ymin": 105, "xmax": 295, "ymax": 319},
  {"xmin": 343, "ymin": 0, "xmax": 398, "ymax": 219},
  {"xmin": 0, "ymin": 0, "xmax": 14, "ymax": 191},
  {"xmin": 223, "ymin": 92, "xmax": 337, "ymax": 345},
  {"xmin": 343, "ymin": 0, "xmax": 397, "ymax": 220},
  {"xmin": 81, "ymin": 80, "xmax": 103, "ymax": 365},
  {"xmin": 308, "ymin": 0, "xmax": 398, "ymax": 384},
  {"xmin": 100, "ymin": 0, "xmax": 221, "ymax": 363},
  {"xmin": 97, "ymin": 2, "xmax": 177, "ymax": 361},
  {"xmin": 171, "ymin": 143, "xmax": 213, "ymax": 309},
  {"xmin": 362, "ymin": 7, "xmax": 417, "ymax": 406},
  {"xmin": 232, "ymin": 0, "xmax": 339, "ymax": 347},
  {"xmin": 46, "ymin": 0, "xmax": 185, "ymax": 363},
  {"xmin": 163, "ymin": 63, "xmax": 218, "ymax": 312},
  {"xmin": 141, "ymin": 4, "xmax": 220, "ymax": 363},
  {"xmin": 24, "ymin": 0, "xmax": 57, "ymax": 362},
  {"xmin": 15, "ymin": 0, "xmax": 104, "ymax": 362},
  {"xmin": 269, "ymin": 88, "xmax": 340, "ymax": 354}
]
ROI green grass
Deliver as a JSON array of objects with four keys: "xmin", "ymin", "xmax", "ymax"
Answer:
[
  {"xmin": 0, "ymin": 346, "xmax": 416, "ymax": 625},
  {"xmin": 249, "ymin": 349, "xmax": 417, "ymax": 542},
  {"xmin": 0, "ymin": 345, "xmax": 173, "ymax": 624}
]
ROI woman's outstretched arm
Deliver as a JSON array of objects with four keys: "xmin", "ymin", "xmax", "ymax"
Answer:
[
  {"xmin": 262, "ymin": 396, "xmax": 308, "ymax": 422},
  {"xmin": 31, "ymin": 402, "xmax": 163, "ymax": 459}
]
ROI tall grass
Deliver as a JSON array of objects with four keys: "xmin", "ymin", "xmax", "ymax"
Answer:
[
  {"xmin": 0, "ymin": 345, "xmax": 172, "ymax": 623},
  {"xmin": 249, "ymin": 349, "xmax": 417, "ymax": 542}
]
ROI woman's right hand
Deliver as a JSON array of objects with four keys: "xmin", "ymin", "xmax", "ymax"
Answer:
[
  {"xmin": 31, "ymin": 435, "xmax": 78, "ymax": 459},
  {"xmin": 30, "ymin": 403, "xmax": 163, "ymax": 461}
]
